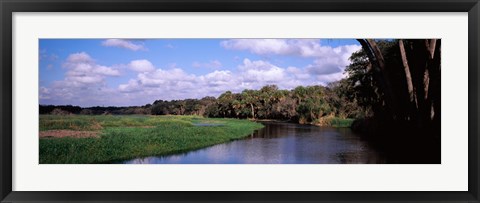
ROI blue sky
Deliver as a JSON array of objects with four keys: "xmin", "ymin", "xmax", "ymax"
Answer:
[{"xmin": 39, "ymin": 39, "xmax": 361, "ymax": 107}]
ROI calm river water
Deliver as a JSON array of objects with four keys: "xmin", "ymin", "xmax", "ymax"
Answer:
[{"xmin": 122, "ymin": 121, "xmax": 386, "ymax": 164}]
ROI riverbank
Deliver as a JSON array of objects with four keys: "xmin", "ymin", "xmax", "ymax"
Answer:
[
  {"xmin": 251, "ymin": 117, "xmax": 354, "ymax": 128},
  {"xmin": 39, "ymin": 115, "xmax": 263, "ymax": 164}
]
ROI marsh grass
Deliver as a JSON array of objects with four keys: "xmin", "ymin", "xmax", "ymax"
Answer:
[
  {"xmin": 313, "ymin": 117, "xmax": 354, "ymax": 128},
  {"xmin": 39, "ymin": 115, "xmax": 263, "ymax": 164},
  {"xmin": 328, "ymin": 118, "xmax": 355, "ymax": 128}
]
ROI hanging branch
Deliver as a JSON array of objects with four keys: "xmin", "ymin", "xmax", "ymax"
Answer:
[{"xmin": 356, "ymin": 39, "xmax": 398, "ymax": 119}]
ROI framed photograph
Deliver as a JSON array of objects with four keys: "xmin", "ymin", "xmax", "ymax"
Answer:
[{"xmin": 1, "ymin": 0, "xmax": 479, "ymax": 202}]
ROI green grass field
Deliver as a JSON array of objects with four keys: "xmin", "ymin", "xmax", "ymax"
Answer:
[{"xmin": 39, "ymin": 115, "xmax": 264, "ymax": 164}]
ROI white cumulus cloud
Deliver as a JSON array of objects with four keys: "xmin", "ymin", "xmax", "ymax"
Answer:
[
  {"xmin": 221, "ymin": 39, "xmax": 344, "ymax": 57},
  {"xmin": 238, "ymin": 59, "xmax": 286, "ymax": 84},
  {"xmin": 128, "ymin": 59, "xmax": 155, "ymax": 72},
  {"xmin": 101, "ymin": 39, "xmax": 147, "ymax": 51},
  {"xmin": 221, "ymin": 39, "xmax": 360, "ymax": 77},
  {"xmin": 62, "ymin": 52, "xmax": 120, "ymax": 84},
  {"xmin": 39, "ymin": 52, "xmax": 122, "ymax": 106}
]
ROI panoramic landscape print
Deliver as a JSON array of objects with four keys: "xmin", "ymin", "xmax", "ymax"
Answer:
[{"xmin": 39, "ymin": 39, "xmax": 441, "ymax": 164}]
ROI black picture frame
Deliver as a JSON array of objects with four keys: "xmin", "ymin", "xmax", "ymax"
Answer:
[{"xmin": 1, "ymin": 0, "xmax": 479, "ymax": 202}]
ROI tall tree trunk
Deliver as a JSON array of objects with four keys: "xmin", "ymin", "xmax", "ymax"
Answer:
[
  {"xmin": 425, "ymin": 39, "xmax": 440, "ymax": 125},
  {"xmin": 423, "ymin": 69, "xmax": 430, "ymax": 100},
  {"xmin": 429, "ymin": 40, "xmax": 441, "ymax": 138},
  {"xmin": 427, "ymin": 39, "xmax": 437, "ymax": 60},
  {"xmin": 424, "ymin": 39, "xmax": 436, "ymax": 100},
  {"xmin": 399, "ymin": 39, "xmax": 416, "ymax": 104},
  {"xmin": 250, "ymin": 103, "xmax": 255, "ymax": 119},
  {"xmin": 403, "ymin": 39, "xmax": 440, "ymax": 130}
]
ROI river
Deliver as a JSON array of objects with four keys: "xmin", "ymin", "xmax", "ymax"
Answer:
[{"xmin": 121, "ymin": 121, "xmax": 386, "ymax": 164}]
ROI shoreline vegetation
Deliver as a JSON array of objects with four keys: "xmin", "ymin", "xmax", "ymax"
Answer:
[
  {"xmin": 39, "ymin": 115, "xmax": 263, "ymax": 164},
  {"xmin": 40, "ymin": 82, "xmax": 362, "ymax": 129}
]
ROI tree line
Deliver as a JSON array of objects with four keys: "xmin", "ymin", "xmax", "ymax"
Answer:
[
  {"xmin": 40, "ymin": 105, "xmax": 151, "ymax": 115},
  {"xmin": 40, "ymin": 82, "xmax": 366, "ymax": 125},
  {"xmin": 152, "ymin": 83, "xmax": 365, "ymax": 123}
]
